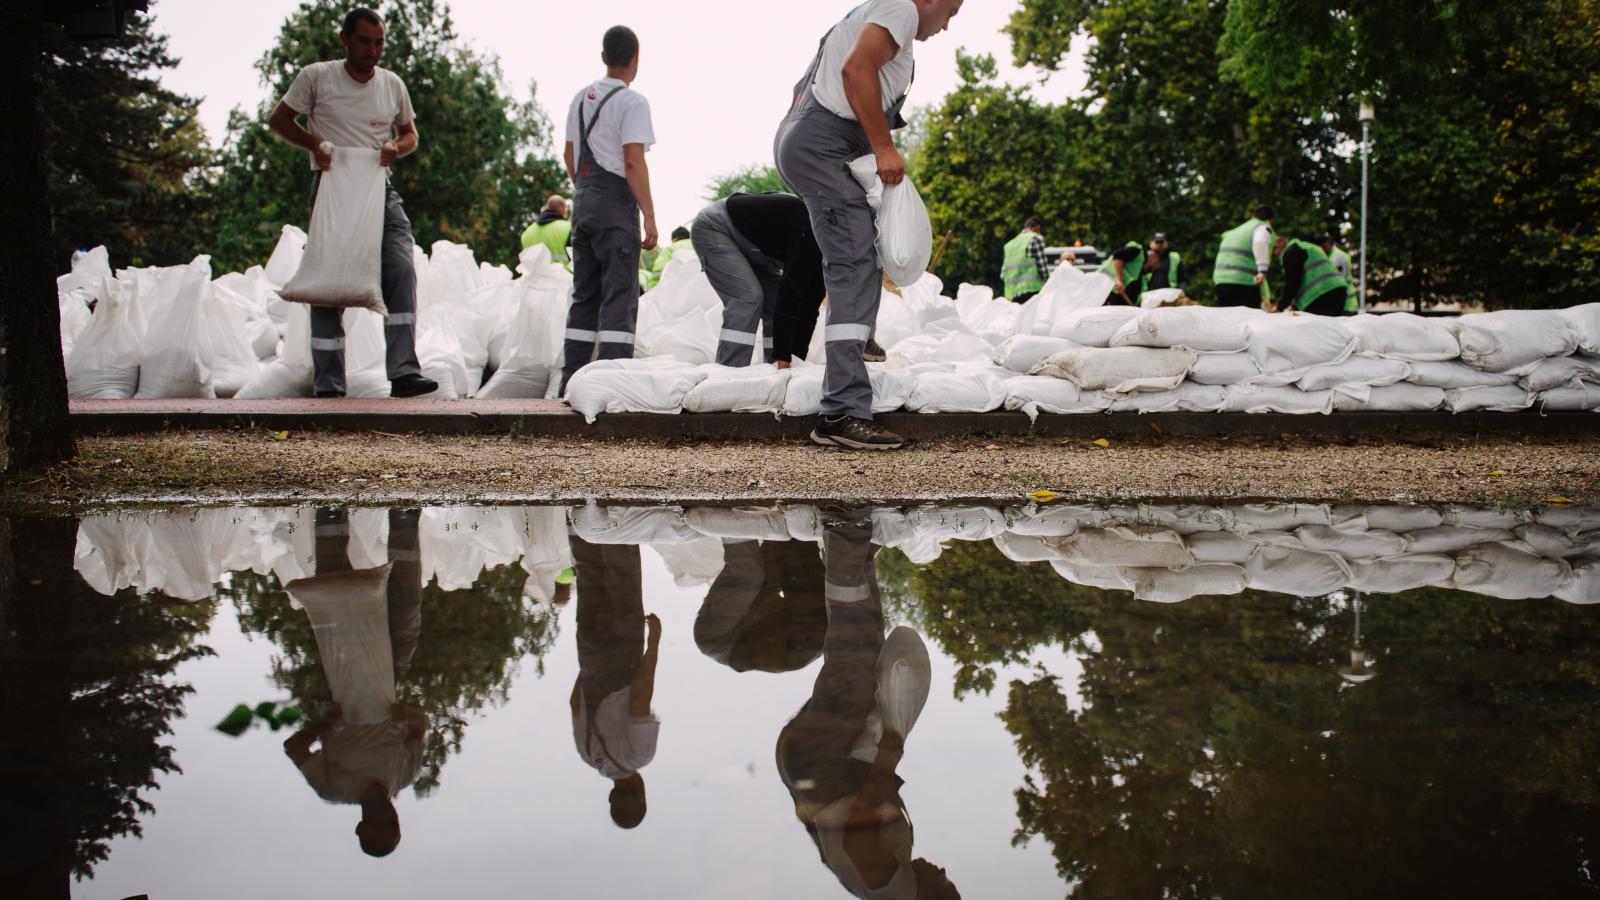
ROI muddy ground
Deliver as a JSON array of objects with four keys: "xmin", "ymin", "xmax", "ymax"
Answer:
[{"xmin": 4, "ymin": 429, "xmax": 1596, "ymax": 510}]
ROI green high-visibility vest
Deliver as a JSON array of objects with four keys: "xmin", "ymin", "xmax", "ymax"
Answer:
[
  {"xmin": 1001, "ymin": 231, "xmax": 1045, "ymax": 299},
  {"xmin": 641, "ymin": 238, "xmax": 693, "ymax": 291},
  {"xmin": 1139, "ymin": 251, "xmax": 1182, "ymax": 293},
  {"xmin": 1330, "ymin": 247, "xmax": 1358, "ymax": 312},
  {"xmin": 1214, "ymin": 218, "xmax": 1272, "ymax": 287},
  {"xmin": 520, "ymin": 218, "xmax": 572, "ymax": 268},
  {"xmin": 1108, "ymin": 240, "xmax": 1144, "ymax": 292},
  {"xmin": 1289, "ymin": 239, "xmax": 1351, "ymax": 310}
]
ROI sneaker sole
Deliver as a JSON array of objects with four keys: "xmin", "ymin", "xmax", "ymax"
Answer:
[
  {"xmin": 808, "ymin": 429, "xmax": 839, "ymax": 448},
  {"xmin": 826, "ymin": 433, "xmax": 906, "ymax": 451}
]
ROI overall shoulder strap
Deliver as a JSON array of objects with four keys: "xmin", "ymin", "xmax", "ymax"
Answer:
[{"xmin": 578, "ymin": 84, "xmax": 628, "ymax": 168}]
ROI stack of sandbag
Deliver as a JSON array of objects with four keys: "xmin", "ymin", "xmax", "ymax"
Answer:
[
  {"xmin": 634, "ymin": 250, "xmax": 722, "ymax": 365},
  {"xmin": 478, "ymin": 244, "xmax": 572, "ymax": 400}
]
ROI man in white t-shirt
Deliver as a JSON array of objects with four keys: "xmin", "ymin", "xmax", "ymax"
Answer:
[
  {"xmin": 559, "ymin": 26, "xmax": 659, "ymax": 392},
  {"xmin": 268, "ymin": 8, "xmax": 436, "ymax": 399},
  {"xmin": 774, "ymin": 0, "xmax": 964, "ymax": 451}
]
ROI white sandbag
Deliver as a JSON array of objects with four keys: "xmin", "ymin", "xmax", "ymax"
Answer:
[
  {"xmin": 1047, "ymin": 526, "xmax": 1195, "ymax": 569},
  {"xmin": 636, "ymin": 269, "xmax": 723, "ymax": 365},
  {"xmin": 1121, "ymin": 564, "xmax": 1248, "ymax": 603},
  {"xmin": 994, "ymin": 335, "xmax": 1081, "ymax": 374},
  {"xmin": 1362, "ymin": 505, "xmax": 1445, "ymax": 532},
  {"xmin": 418, "ymin": 240, "xmax": 483, "ymax": 309},
  {"xmin": 1107, "ymin": 382, "xmax": 1227, "ymax": 413},
  {"xmin": 1405, "ymin": 360, "xmax": 1521, "ymax": 389},
  {"xmin": 1109, "ymin": 306, "xmax": 1254, "ymax": 352},
  {"xmin": 1563, "ymin": 303, "xmax": 1600, "ymax": 355},
  {"xmin": 872, "ymin": 509, "xmax": 944, "ymax": 565},
  {"xmin": 1013, "ymin": 264, "xmax": 1116, "ymax": 334},
  {"xmin": 1332, "ymin": 383, "xmax": 1446, "ymax": 412},
  {"xmin": 1347, "ymin": 554, "xmax": 1458, "ymax": 593},
  {"xmin": 1244, "ymin": 545, "xmax": 1352, "ymax": 596},
  {"xmin": 1403, "ymin": 525, "xmax": 1515, "ymax": 555},
  {"xmin": 1451, "ymin": 542, "xmax": 1572, "ymax": 600},
  {"xmin": 1538, "ymin": 384, "xmax": 1600, "ymax": 411},
  {"xmin": 134, "ymin": 259, "xmax": 215, "ymax": 399},
  {"xmin": 479, "ymin": 247, "xmax": 571, "ymax": 399},
  {"xmin": 512, "ymin": 506, "xmax": 575, "ymax": 603},
  {"xmin": 1003, "ymin": 375, "xmax": 1107, "ymax": 420},
  {"xmin": 419, "ymin": 507, "xmax": 524, "ymax": 592},
  {"xmin": 1185, "ymin": 531, "xmax": 1260, "ymax": 564},
  {"xmin": 1457, "ymin": 309, "xmax": 1578, "ymax": 372},
  {"xmin": 1555, "ymin": 560, "xmax": 1599, "ymax": 605},
  {"xmin": 198, "ymin": 283, "xmax": 261, "ymax": 399},
  {"xmin": 682, "ymin": 364, "xmax": 791, "ymax": 414},
  {"xmin": 906, "ymin": 367, "xmax": 1009, "ymax": 413},
  {"xmin": 1137, "ymin": 287, "xmax": 1184, "ymax": 310},
  {"xmin": 1534, "ymin": 505, "xmax": 1600, "ymax": 532},
  {"xmin": 684, "ymin": 506, "xmax": 792, "ymax": 542},
  {"xmin": 1188, "ymin": 352, "xmax": 1263, "ymax": 386},
  {"xmin": 1048, "ymin": 559, "xmax": 1134, "ymax": 592},
  {"xmin": 908, "ymin": 505, "xmax": 1008, "ymax": 542},
  {"xmin": 235, "ymin": 303, "xmax": 314, "ymax": 398},
  {"xmin": 1221, "ymin": 384, "xmax": 1334, "ymax": 414},
  {"xmin": 1009, "ymin": 504, "xmax": 1109, "ymax": 537},
  {"xmin": 1294, "ymin": 524, "xmax": 1407, "ymax": 559},
  {"xmin": 212, "ymin": 277, "xmax": 280, "ymax": 361},
  {"xmin": 572, "ymin": 503, "xmax": 700, "ymax": 546},
  {"xmin": 280, "ymin": 147, "xmax": 387, "ymax": 316},
  {"xmin": 66, "ymin": 279, "xmax": 140, "ymax": 400},
  {"xmin": 848, "ymin": 155, "xmax": 931, "ymax": 287},
  {"xmin": 886, "ymin": 332, "xmax": 996, "ymax": 368},
  {"xmin": 1245, "ymin": 314, "xmax": 1357, "ymax": 373},
  {"xmin": 651, "ymin": 538, "xmax": 727, "ymax": 588},
  {"xmin": 565, "ymin": 357, "xmax": 707, "ymax": 423},
  {"xmin": 415, "ymin": 306, "xmax": 470, "ymax": 399},
  {"xmin": 1033, "ymin": 347, "xmax": 1198, "ymax": 394},
  {"xmin": 1444, "ymin": 385, "xmax": 1533, "ymax": 413},
  {"xmin": 783, "ymin": 505, "xmax": 824, "ymax": 543},
  {"xmin": 1047, "ymin": 305, "xmax": 1142, "ymax": 347},
  {"xmin": 263, "ymin": 224, "xmax": 308, "ymax": 288},
  {"xmin": 992, "ymin": 532, "xmax": 1059, "ymax": 564},
  {"xmin": 1343, "ymin": 313, "xmax": 1460, "ymax": 361},
  {"xmin": 1233, "ymin": 504, "xmax": 1333, "ymax": 532},
  {"xmin": 438, "ymin": 304, "xmax": 493, "ymax": 393},
  {"xmin": 960, "ymin": 295, "xmax": 1023, "ymax": 344},
  {"xmin": 1296, "ymin": 355, "xmax": 1410, "ymax": 392},
  {"xmin": 1513, "ymin": 524, "xmax": 1587, "ymax": 561},
  {"xmin": 57, "ymin": 249, "xmax": 114, "ymax": 359},
  {"xmin": 1440, "ymin": 504, "xmax": 1533, "ymax": 530},
  {"xmin": 781, "ymin": 360, "xmax": 914, "ymax": 416},
  {"xmin": 343, "ymin": 308, "xmax": 390, "ymax": 398},
  {"xmin": 1520, "ymin": 355, "xmax": 1600, "ymax": 392}
]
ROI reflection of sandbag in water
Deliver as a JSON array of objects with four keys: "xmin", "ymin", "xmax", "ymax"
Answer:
[
  {"xmin": 1347, "ymin": 555, "xmax": 1457, "ymax": 593},
  {"xmin": 651, "ymin": 538, "xmax": 727, "ymax": 588},
  {"xmin": 1555, "ymin": 560, "xmax": 1599, "ymax": 605},
  {"xmin": 512, "ymin": 506, "xmax": 574, "ymax": 602},
  {"xmin": 1184, "ymin": 531, "xmax": 1261, "ymax": 565},
  {"xmin": 1121, "ymin": 564, "xmax": 1249, "ymax": 603},
  {"xmin": 875, "ymin": 626, "xmax": 931, "ymax": 740},
  {"xmin": 1244, "ymin": 544, "xmax": 1352, "ymax": 596},
  {"xmin": 1402, "ymin": 525, "xmax": 1516, "ymax": 555},
  {"xmin": 1294, "ymin": 524, "xmax": 1408, "ymax": 559},
  {"xmin": 686, "ymin": 506, "xmax": 793, "ymax": 542},
  {"xmin": 1450, "ymin": 542, "xmax": 1573, "ymax": 600},
  {"xmin": 420, "ymin": 508, "xmax": 523, "ymax": 591},
  {"xmin": 1048, "ymin": 526, "xmax": 1195, "ymax": 569},
  {"xmin": 571, "ymin": 503, "xmax": 699, "ymax": 546}
]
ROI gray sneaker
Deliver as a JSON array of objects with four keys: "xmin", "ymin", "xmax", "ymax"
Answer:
[
  {"xmin": 810, "ymin": 415, "xmax": 906, "ymax": 451},
  {"xmin": 863, "ymin": 338, "xmax": 887, "ymax": 362}
]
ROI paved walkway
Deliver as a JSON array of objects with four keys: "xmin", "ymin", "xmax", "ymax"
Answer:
[{"xmin": 69, "ymin": 399, "xmax": 1600, "ymax": 440}]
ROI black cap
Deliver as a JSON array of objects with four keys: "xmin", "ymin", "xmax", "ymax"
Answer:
[{"xmin": 1151, "ymin": 232, "xmax": 1168, "ymax": 243}]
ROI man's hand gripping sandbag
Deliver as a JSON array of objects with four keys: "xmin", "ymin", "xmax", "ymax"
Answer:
[
  {"xmin": 848, "ymin": 154, "xmax": 932, "ymax": 288},
  {"xmin": 281, "ymin": 146, "xmax": 389, "ymax": 318}
]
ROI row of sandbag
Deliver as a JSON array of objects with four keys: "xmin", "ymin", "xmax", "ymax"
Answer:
[
  {"xmin": 60, "ymin": 228, "xmax": 574, "ymax": 401},
  {"xmin": 74, "ymin": 501, "xmax": 1598, "ymax": 606}
]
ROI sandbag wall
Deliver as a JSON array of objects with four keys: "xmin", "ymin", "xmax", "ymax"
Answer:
[{"xmin": 75, "ymin": 501, "xmax": 1598, "ymax": 605}]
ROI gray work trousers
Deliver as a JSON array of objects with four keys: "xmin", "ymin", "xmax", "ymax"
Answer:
[
  {"xmin": 693, "ymin": 202, "xmax": 778, "ymax": 366},
  {"xmin": 562, "ymin": 168, "xmax": 641, "ymax": 391},
  {"xmin": 307, "ymin": 177, "xmax": 423, "ymax": 396},
  {"xmin": 774, "ymin": 92, "xmax": 879, "ymax": 420}
]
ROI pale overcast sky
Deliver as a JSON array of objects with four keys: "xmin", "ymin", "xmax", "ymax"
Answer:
[{"xmin": 152, "ymin": 0, "xmax": 1086, "ymax": 253}]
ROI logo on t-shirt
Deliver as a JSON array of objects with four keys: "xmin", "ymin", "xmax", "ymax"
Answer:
[
  {"xmin": 370, "ymin": 119, "xmax": 388, "ymax": 128},
  {"xmin": 587, "ymin": 90, "xmax": 598, "ymax": 101}
]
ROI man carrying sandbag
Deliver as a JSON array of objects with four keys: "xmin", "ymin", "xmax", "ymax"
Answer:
[
  {"xmin": 691, "ymin": 192, "xmax": 826, "ymax": 367},
  {"xmin": 559, "ymin": 26, "xmax": 659, "ymax": 392},
  {"xmin": 268, "ymin": 7, "xmax": 436, "ymax": 399},
  {"xmin": 775, "ymin": 0, "xmax": 965, "ymax": 451}
]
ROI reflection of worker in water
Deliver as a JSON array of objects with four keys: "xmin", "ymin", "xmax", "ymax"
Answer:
[
  {"xmin": 696, "ymin": 539, "xmax": 827, "ymax": 673},
  {"xmin": 568, "ymin": 536, "xmax": 662, "ymax": 829},
  {"xmin": 775, "ymin": 512, "xmax": 960, "ymax": 900},
  {"xmin": 282, "ymin": 508, "xmax": 428, "ymax": 858}
]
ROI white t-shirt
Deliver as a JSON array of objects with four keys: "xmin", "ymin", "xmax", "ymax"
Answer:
[
  {"xmin": 810, "ymin": 0, "xmax": 920, "ymax": 121},
  {"xmin": 565, "ymin": 78, "xmax": 655, "ymax": 180},
  {"xmin": 281, "ymin": 61, "xmax": 415, "ymax": 171},
  {"xmin": 572, "ymin": 686, "xmax": 660, "ymax": 780}
]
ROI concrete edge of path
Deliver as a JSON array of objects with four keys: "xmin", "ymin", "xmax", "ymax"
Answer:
[{"xmin": 69, "ymin": 399, "xmax": 1600, "ymax": 440}]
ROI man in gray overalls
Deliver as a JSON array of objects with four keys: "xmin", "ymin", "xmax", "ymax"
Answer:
[
  {"xmin": 774, "ymin": 0, "xmax": 964, "ymax": 450},
  {"xmin": 560, "ymin": 26, "xmax": 659, "ymax": 393}
]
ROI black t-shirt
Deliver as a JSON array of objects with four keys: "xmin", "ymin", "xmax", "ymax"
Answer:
[
  {"xmin": 726, "ymin": 192, "xmax": 826, "ymax": 361},
  {"xmin": 1277, "ymin": 243, "xmax": 1309, "ymax": 310}
]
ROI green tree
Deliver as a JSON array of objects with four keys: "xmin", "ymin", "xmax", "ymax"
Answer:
[
  {"xmin": 704, "ymin": 164, "xmax": 788, "ymax": 202},
  {"xmin": 209, "ymin": 0, "xmax": 567, "ymax": 274},
  {"xmin": 37, "ymin": 1, "xmax": 213, "ymax": 270}
]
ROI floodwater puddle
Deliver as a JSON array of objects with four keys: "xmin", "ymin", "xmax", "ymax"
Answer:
[{"xmin": 2, "ymin": 500, "xmax": 1597, "ymax": 899}]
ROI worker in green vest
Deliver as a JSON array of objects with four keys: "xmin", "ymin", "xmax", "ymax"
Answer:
[
  {"xmin": 519, "ymin": 195, "xmax": 572, "ymax": 269},
  {"xmin": 1139, "ymin": 232, "xmax": 1189, "ymax": 299},
  {"xmin": 642, "ymin": 226, "xmax": 692, "ymax": 291},
  {"xmin": 1276, "ymin": 235, "xmax": 1352, "ymax": 316},
  {"xmin": 1104, "ymin": 240, "xmax": 1147, "ymax": 306},
  {"xmin": 1213, "ymin": 204, "xmax": 1283, "ymax": 308},
  {"xmin": 1000, "ymin": 216, "xmax": 1050, "ymax": 303},
  {"xmin": 1321, "ymin": 235, "xmax": 1359, "ymax": 313}
]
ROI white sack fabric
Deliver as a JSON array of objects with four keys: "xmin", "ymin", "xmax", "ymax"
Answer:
[
  {"xmin": 906, "ymin": 367, "xmax": 1009, "ymax": 413},
  {"xmin": 280, "ymin": 147, "xmax": 388, "ymax": 317},
  {"xmin": 1456, "ymin": 309, "xmax": 1578, "ymax": 372},
  {"xmin": 1343, "ymin": 313, "xmax": 1460, "ymax": 361},
  {"xmin": 565, "ymin": 357, "xmax": 707, "ymax": 423},
  {"xmin": 1109, "ymin": 306, "xmax": 1254, "ymax": 353},
  {"xmin": 1003, "ymin": 376, "xmax": 1107, "ymax": 420},
  {"xmin": 66, "ymin": 280, "xmax": 140, "ymax": 400},
  {"xmin": 1564, "ymin": 303, "xmax": 1600, "ymax": 355},
  {"xmin": 994, "ymin": 335, "xmax": 1081, "ymax": 374},
  {"xmin": 1405, "ymin": 360, "xmax": 1520, "ymax": 390},
  {"xmin": 1033, "ymin": 347, "xmax": 1198, "ymax": 394},
  {"xmin": 1048, "ymin": 306, "xmax": 1142, "ymax": 347},
  {"xmin": 1445, "ymin": 385, "xmax": 1534, "ymax": 413},
  {"xmin": 849, "ymin": 155, "xmax": 932, "ymax": 287},
  {"xmin": 683, "ymin": 364, "xmax": 791, "ymax": 414},
  {"xmin": 782, "ymin": 361, "xmax": 914, "ymax": 417},
  {"xmin": 1189, "ymin": 352, "xmax": 1263, "ymax": 386},
  {"xmin": 1245, "ymin": 314, "xmax": 1357, "ymax": 373},
  {"xmin": 134, "ymin": 260, "xmax": 214, "ymax": 399}
]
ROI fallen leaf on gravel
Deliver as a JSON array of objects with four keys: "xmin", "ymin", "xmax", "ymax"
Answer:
[
  {"xmin": 1030, "ymin": 490, "xmax": 1060, "ymax": 503},
  {"xmin": 1176, "ymin": 472, "xmax": 1198, "ymax": 479},
  {"xmin": 1488, "ymin": 470, "xmax": 1506, "ymax": 477},
  {"xmin": 1547, "ymin": 496, "xmax": 1576, "ymax": 507},
  {"xmin": 271, "ymin": 431, "xmax": 289, "ymax": 441},
  {"xmin": 1149, "ymin": 423, "xmax": 1164, "ymax": 434},
  {"xmin": 984, "ymin": 444, "xmax": 1001, "ymax": 451},
  {"xmin": 1092, "ymin": 438, "xmax": 1111, "ymax": 448}
]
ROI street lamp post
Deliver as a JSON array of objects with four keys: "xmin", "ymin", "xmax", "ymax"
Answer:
[{"xmin": 1358, "ymin": 101, "xmax": 1375, "ymax": 313}]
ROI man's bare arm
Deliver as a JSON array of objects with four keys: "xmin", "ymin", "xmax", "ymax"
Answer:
[
  {"xmin": 381, "ymin": 120, "xmax": 419, "ymax": 167},
  {"xmin": 841, "ymin": 24, "xmax": 904, "ymax": 184},
  {"xmin": 623, "ymin": 143, "xmax": 659, "ymax": 251},
  {"xmin": 563, "ymin": 141, "xmax": 576, "ymax": 184},
  {"xmin": 267, "ymin": 101, "xmax": 332, "ymax": 170}
]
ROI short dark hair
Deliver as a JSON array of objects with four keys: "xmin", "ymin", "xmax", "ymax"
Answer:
[
  {"xmin": 1023, "ymin": 216, "xmax": 1043, "ymax": 230},
  {"xmin": 602, "ymin": 26, "xmax": 640, "ymax": 68},
  {"xmin": 1253, "ymin": 204, "xmax": 1275, "ymax": 221},
  {"xmin": 671, "ymin": 226, "xmax": 690, "ymax": 241},
  {"xmin": 342, "ymin": 8, "xmax": 383, "ymax": 34}
]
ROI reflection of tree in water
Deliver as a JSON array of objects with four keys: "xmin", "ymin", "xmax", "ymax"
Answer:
[
  {"xmin": 0, "ymin": 517, "xmax": 215, "ymax": 892},
  {"xmin": 897, "ymin": 544, "xmax": 1600, "ymax": 897},
  {"xmin": 228, "ymin": 561, "xmax": 559, "ymax": 796}
]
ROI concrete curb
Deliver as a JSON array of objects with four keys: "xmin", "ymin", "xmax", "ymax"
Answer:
[{"xmin": 69, "ymin": 399, "xmax": 1600, "ymax": 440}]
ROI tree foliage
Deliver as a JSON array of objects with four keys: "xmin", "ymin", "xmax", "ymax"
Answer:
[
  {"xmin": 36, "ymin": 0, "xmax": 211, "ymax": 270},
  {"xmin": 704, "ymin": 164, "xmax": 788, "ymax": 202},
  {"xmin": 208, "ymin": 0, "xmax": 566, "ymax": 274}
]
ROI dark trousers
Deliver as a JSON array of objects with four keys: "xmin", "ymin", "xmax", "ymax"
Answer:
[{"xmin": 1215, "ymin": 283, "xmax": 1265, "ymax": 308}]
